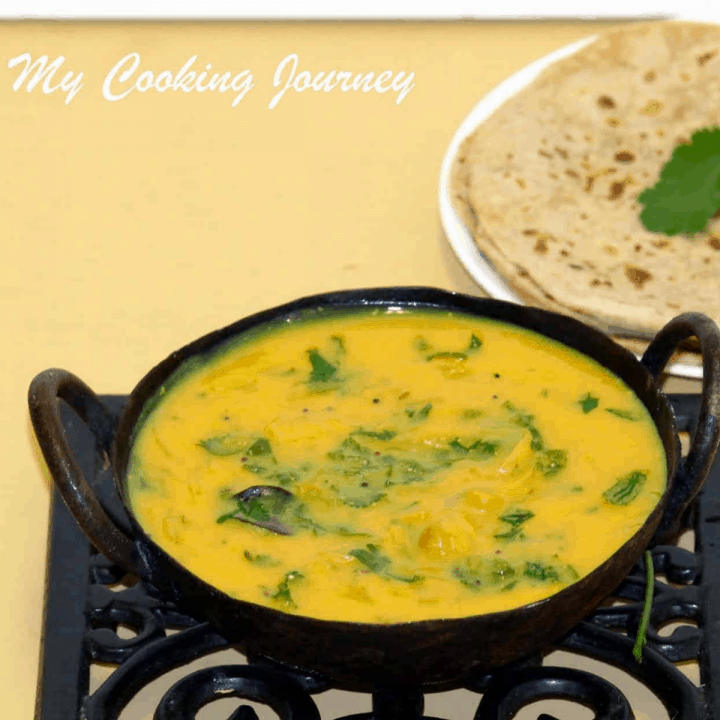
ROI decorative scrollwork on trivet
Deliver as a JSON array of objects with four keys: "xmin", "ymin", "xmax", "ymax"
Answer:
[
  {"xmin": 154, "ymin": 665, "xmax": 322, "ymax": 720},
  {"xmin": 472, "ymin": 665, "xmax": 633, "ymax": 720}
]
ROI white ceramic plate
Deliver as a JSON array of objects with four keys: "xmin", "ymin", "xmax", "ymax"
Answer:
[{"xmin": 438, "ymin": 35, "xmax": 703, "ymax": 380}]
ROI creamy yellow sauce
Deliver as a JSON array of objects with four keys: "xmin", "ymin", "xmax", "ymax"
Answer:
[{"xmin": 127, "ymin": 308, "xmax": 666, "ymax": 623}]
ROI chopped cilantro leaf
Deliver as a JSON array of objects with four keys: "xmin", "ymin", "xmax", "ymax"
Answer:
[
  {"xmin": 271, "ymin": 570, "xmax": 304, "ymax": 607},
  {"xmin": 352, "ymin": 428, "xmax": 397, "ymax": 441},
  {"xmin": 307, "ymin": 349, "xmax": 338, "ymax": 383},
  {"xmin": 579, "ymin": 393, "xmax": 599, "ymax": 414},
  {"xmin": 638, "ymin": 126, "xmax": 720, "ymax": 236},
  {"xmin": 405, "ymin": 402, "xmax": 432, "ymax": 420},
  {"xmin": 494, "ymin": 509, "xmax": 534, "ymax": 540},
  {"xmin": 536, "ymin": 449, "xmax": 568, "ymax": 478},
  {"xmin": 468, "ymin": 334, "xmax": 483, "ymax": 350},
  {"xmin": 246, "ymin": 437, "xmax": 272, "ymax": 456},
  {"xmin": 605, "ymin": 408, "xmax": 639, "ymax": 421},
  {"xmin": 199, "ymin": 433, "xmax": 245, "ymax": 456},
  {"xmin": 349, "ymin": 543, "xmax": 422, "ymax": 583},
  {"xmin": 603, "ymin": 470, "xmax": 647, "ymax": 505}
]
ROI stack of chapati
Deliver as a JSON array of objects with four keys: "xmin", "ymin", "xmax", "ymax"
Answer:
[{"xmin": 452, "ymin": 21, "xmax": 720, "ymax": 338}]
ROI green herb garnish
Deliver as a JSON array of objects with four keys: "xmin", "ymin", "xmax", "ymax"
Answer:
[
  {"xmin": 246, "ymin": 437, "xmax": 272, "ymax": 456},
  {"xmin": 449, "ymin": 438, "xmax": 498, "ymax": 458},
  {"xmin": 352, "ymin": 428, "xmax": 397, "ymax": 441},
  {"xmin": 536, "ymin": 449, "xmax": 568, "ymax": 478},
  {"xmin": 603, "ymin": 470, "xmax": 647, "ymax": 505},
  {"xmin": 494, "ymin": 509, "xmax": 534, "ymax": 540},
  {"xmin": 406, "ymin": 402, "xmax": 432, "ymax": 420},
  {"xmin": 579, "ymin": 393, "xmax": 599, "ymax": 414},
  {"xmin": 307, "ymin": 348, "xmax": 338, "ymax": 383},
  {"xmin": 605, "ymin": 408, "xmax": 639, "ymax": 421},
  {"xmin": 633, "ymin": 550, "xmax": 654, "ymax": 663},
  {"xmin": 503, "ymin": 402, "xmax": 544, "ymax": 451},
  {"xmin": 199, "ymin": 433, "xmax": 245, "ymax": 456},
  {"xmin": 524, "ymin": 561, "xmax": 561, "ymax": 582},
  {"xmin": 424, "ymin": 334, "xmax": 482, "ymax": 362},
  {"xmin": 638, "ymin": 126, "xmax": 720, "ymax": 236},
  {"xmin": 217, "ymin": 497, "xmax": 272, "ymax": 525},
  {"xmin": 349, "ymin": 543, "xmax": 423, "ymax": 583},
  {"xmin": 271, "ymin": 570, "xmax": 304, "ymax": 608},
  {"xmin": 243, "ymin": 550, "xmax": 278, "ymax": 567}
]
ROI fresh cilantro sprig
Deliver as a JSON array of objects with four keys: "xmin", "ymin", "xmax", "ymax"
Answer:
[{"xmin": 638, "ymin": 126, "xmax": 720, "ymax": 236}]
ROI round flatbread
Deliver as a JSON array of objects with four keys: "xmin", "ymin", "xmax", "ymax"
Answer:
[{"xmin": 452, "ymin": 21, "xmax": 720, "ymax": 337}]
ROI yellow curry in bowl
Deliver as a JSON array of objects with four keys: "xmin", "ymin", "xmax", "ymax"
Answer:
[{"xmin": 127, "ymin": 308, "xmax": 666, "ymax": 623}]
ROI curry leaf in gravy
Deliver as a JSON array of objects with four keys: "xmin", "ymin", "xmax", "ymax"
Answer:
[
  {"xmin": 349, "ymin": 543, "xmax": 423, "ymax": 583},
  {"xmin": 579, "ymin": 393, "xmax": 599, "ymax": 414},
  {"xmin": 217, "ymin": 497, "xmax": 272, "ymax": 525},
  {"xmin": 605, "ymin": 408, "xmax": 640, "ymax": 421},
  {"xmin": 536, "ymin": 449, "xmax": 568, "ymax": 478},
  {"xmin": 603, "ymin": 471, "xmax": 647, "ymax": 505}
]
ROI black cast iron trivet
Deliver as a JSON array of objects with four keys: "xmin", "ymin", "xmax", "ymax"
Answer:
[{"xmin": 35, "ymin": 394, "xmax": 719, "ymax": 720}]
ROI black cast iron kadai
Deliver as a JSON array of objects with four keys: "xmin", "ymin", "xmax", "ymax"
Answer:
[{"xmin": 36, "ymin": 393, "xmax": 720, "ymax": 720}]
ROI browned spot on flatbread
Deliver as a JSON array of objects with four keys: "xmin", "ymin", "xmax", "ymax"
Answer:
[
  {"xmin": 652, "ymin": 240, "xmax": 670, "ymax": 249},
  {"xmin": 523, "ymin": 229, "xmax": 537, "ymax": 236},
  {"xmin": 614, "ymin": 151, "xmax": 635, "ymax": 162},
  {"xmin": 698, "ymin": 50, "xmax": 717, "ymax": 65},
  {"xmin": 597, "ymin": 95, "xmax": 615, "ymax": 108},
  {"xmin": 625, "ymin": 265, "xmax": 653, "ymax": 289},
  {"xmin": 539, "ymin": 150, "xmax": 552, "ymax": 159},
  {"xmin": 709, "ymin": 236, "xmax": 720, "ymax": 250},
  {"xmin": 534, "ymin": 237, "xmax": 548, "ymax": 254},
  {"xmin": 644, "ymin": 70, "xmax": 656, "ymax": 82},
  {"xmin": 565, "ymin": 169, "xmax": 579, "ymax": 179},
  {"xmin": 554, "ymin": 146, "xmax": 568, "ymax": 159},
  {"xmin": 609, "ymin": 182, "xmax": 625, "ymax": 199}
]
